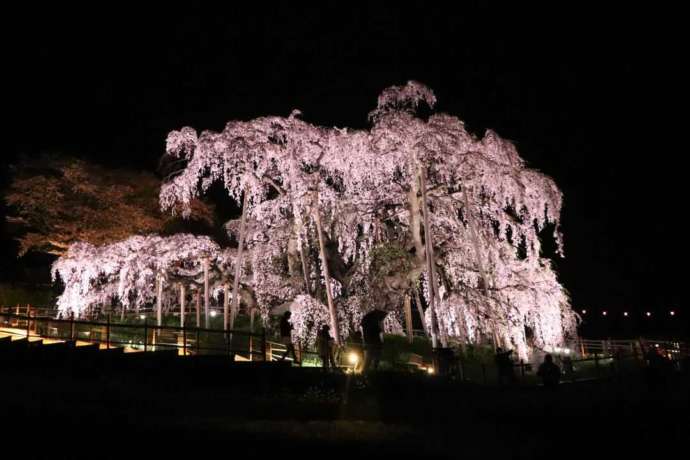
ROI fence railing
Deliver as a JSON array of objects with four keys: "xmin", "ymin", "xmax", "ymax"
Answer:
[
  {"xmin": 2, "ymin": 305, "xmax": 687, "ymax": 380},
  {"xmin": 0, "ymin": 309, "xmax": 268, "ymax": 361},
  {"xmin": 0, "ymin": 306, "xmax": 363, "ymax": 368},
  {"xmin": 575, "ymin": 338, "xmax": 688, "ymax": 360}
]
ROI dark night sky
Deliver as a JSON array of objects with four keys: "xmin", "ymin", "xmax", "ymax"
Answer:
[{"xmin": 1, "ymin": 4, "xmax": 687, "ymax": 327}]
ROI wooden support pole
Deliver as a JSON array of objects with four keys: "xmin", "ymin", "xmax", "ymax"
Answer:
[
  {"xmin": 179, "ymin": 284, "xmax": 186, "ymax": 328},
  {"xmin": 262, "ymin": 328, "xmax": 267, "ymax": 362},
  {"xmin": 203, "ymin": 258, "xmax": 210, "ymax": 329},
  {"xmin": 249, "ymin": 308, "xmax": 255, "ymax": 361},
  {"xmin": 223, "ymin": 283, "xmax": 229, "ymax": 331},
  {"xmin": 144, "ymin": 319, "xmax": 148, "ymax": 352},
  {"xmin": 106, "ymin": 313, "xmax": 111, "ymax": 350},
  {"xmin": 182, "ymin": 326, "xmax": 187, "ymax": 356},
  {"xmin": 70, "ymin": 312, "xmax": 75, "ymax": 341},
  {"xmin": 195, "ymin": 290, "xmax": 201, "ymax": 328},
  {"xmin": 156, "ymin": 274, "xmax": 163, "ymax": 330}
]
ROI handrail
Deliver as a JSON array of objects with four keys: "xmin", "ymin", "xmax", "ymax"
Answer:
[
  {"xmin": 1, "ymin": 311, "xmax": 263, "ymax": 338},
  {"xmin": 0, "ymin": 311, "xmax": 269, "ymax": 360}
]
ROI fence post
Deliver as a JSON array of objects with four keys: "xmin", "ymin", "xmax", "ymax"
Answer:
[
  {"xmin": 106, "ymin": 313, "xmax": 111, "ymax": 350},
  {"xmin": 144, "ymin": 319, "xmax": 148, "ymax": 352},
  {"xmin": 25, "ymin": 305, "xmax": 31, "ymax": 339}
]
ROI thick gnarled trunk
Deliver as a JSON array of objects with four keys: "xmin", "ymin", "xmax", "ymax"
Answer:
[
  {"xmin": 407, "ymin": 156, "xmax": 442, "ymax": 348},
  {"xmin": 314, "ymin": 205, "xmax": 340, "ymax": 345},
  {"xmin": 418, "ymin": 164, "xmax": 445, "ymax": 348},
  {"xmin": 231, "ymin": 188, "xmax": 249, "ymax": 330}
]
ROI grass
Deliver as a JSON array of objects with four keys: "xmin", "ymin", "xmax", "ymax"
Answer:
[{"xmin": 2, "ymin": 357, "xmax": 688, "ymax": 458}]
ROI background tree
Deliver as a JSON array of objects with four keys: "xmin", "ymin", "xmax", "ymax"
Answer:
[{"xmin": 5, "ymin": 155, "xmax": 214, "ymax": 256}]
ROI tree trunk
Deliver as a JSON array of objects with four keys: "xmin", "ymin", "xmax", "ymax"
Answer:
[
  {"xmin": 408, "ymin": 181, "xmax": 426, "ymax": 265},
  {"xmin": 289, "ymin": 219, "xmax": 311, "ymax": 294},
  {"xmin": 413, "ymin": 288, "xmax": 428, "ymax": 336},
  {"xmin": 404, "ymin": 293, "xmax": 413, "ymax": 344},
  {"xmin": 313, "ymin": 200, "xmax": 340, "ymax": 345},
  {"xmin": 231, "ymin": 188, "xmax": 249, "ymax": 332},
  {"xmin": 408, "ymin": 166, "xmax": 428, "ymax": 338},
  {"xmin": 462, "ymin": 188, "xmax": 500, "ymax": 349},
  {"xmin": 300, "ymin": 244, "xmax": 310, "ymax": 294},
  {"xmin": 419, "ymin": 164, "xmax": 444, "ymax": 348}
]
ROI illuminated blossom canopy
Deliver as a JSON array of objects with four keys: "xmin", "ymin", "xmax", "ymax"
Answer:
[
  {"xmin": 160, "ymin": 82, "xmax": 577, "ymax": 358},
  {"xmin": 52, "ymin": 234, "xmax": 226, "ymax": 317}
]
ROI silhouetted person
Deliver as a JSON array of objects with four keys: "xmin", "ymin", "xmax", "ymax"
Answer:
[
  {"xmin": 561, "ymin": 355, "xmax": 574, "ymax": 382},
  {"xmin": 537, "ymin": 354, "xmax": 561, "ymax": 389},
  {"xmin": 645, "ymin": 346, "xmax": 671, "ymax": 390},
  {"xmin": 318, "ymin": 324, "xmax": 336, "ymax": 371},
  {"xmin": 495, "ymin": 347, "xmax": 515, "ymax": 385},
  {"xmin": 278, "ymin": 311, "xmax": 299, "ymax": 364},
  {"xmin": 361, "ymin": 313, "xmax": 384, "ymax": 372}
]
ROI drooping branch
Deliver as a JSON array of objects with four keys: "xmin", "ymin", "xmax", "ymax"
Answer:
[{"xmin": 154, "ymin": 81, "xmax": 576, "ymax": 357}]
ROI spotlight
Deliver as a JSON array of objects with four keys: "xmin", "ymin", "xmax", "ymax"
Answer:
[
  {"xmin": 581, "ymin": 309, "xmax": 587, "ymax": 314},
  {"xmin": 670, "ymin": 311, "xmax": 675, "ymax": 316},
  {"xmin": 348, "ymin": 352, "xmax": 359, "ymax": 365},
  {"xmin": 140, "ymin": 314, "xmax": 146, "ymax": 320},
  {"xmin": 646, "ymin": 312, "xmax": 651, "ymax": 317},
  {"xmin": 427, "ymin": 367, "xmax": 435, "ymax": 375},
  {"xmin": 602, "ymin": 311, "xmax": 607, "ymax": 316},
  {"xmin": 210, "ymin": 310, "xmax": 217, "ymax": 318},
  {"xmin": 623, "ymin": 312, "xmax": 628, "ymax": 317}
]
